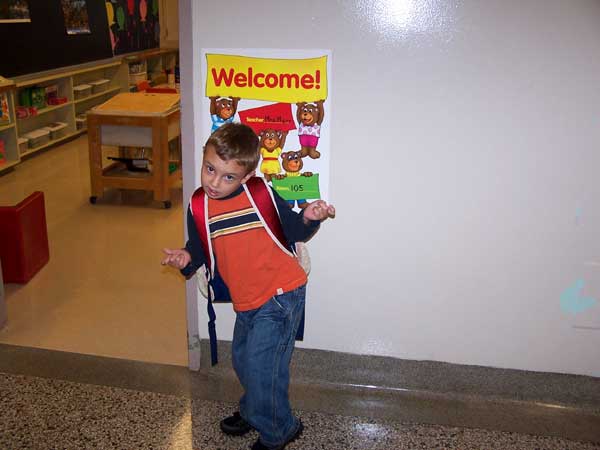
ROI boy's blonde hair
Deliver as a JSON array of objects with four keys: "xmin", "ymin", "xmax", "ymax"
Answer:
[{"xmin": 205, "ymin": 123, "xmax": 259, "ymax": 173}]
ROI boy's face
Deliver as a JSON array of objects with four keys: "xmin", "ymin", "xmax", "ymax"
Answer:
[{"xmin": 201, "ymin": 144, "xmax": 254, "ymax": 199}]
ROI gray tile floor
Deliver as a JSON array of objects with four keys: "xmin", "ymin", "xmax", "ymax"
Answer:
[{"xmin": 1, "ymin": 344, "xmax": 599, "ymax": 450}]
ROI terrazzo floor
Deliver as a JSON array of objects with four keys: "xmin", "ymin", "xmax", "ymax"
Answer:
[
  {"xmin": 0, "ymin": 372, "xmax": 191, "ymax": 450},
  {"xmin": 2, "ymin": 371, "xmax": 599, "ymax": 450},
  {"xmin": 194, "ymin": 401, "xmax": 600, "ymax": 450}
]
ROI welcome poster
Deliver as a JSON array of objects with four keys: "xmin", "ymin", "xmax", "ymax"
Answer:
[{"xmin": 200, "ymin": 49, "xmax": 332, "ymax": 209}]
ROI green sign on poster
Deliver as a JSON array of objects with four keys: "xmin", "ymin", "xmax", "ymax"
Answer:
[{"xmin": 272, "ymin": 174, "xmax": 320, "ymax": 201}]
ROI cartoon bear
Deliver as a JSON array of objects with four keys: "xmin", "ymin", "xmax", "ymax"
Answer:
[
  {"xmin": 209, "ymin": 96, "xmax": 240, "ymax": 133},
  {"xmin": 296, "ymin": 100, "xmax": 324, "ymax": 159},
  {"xmin": 275, "ymin": 150, "xmax": 313, "ymax": 209},
  {"xmin": 258, "ymin": 129, "xmax": 288, "ymax": 182}
]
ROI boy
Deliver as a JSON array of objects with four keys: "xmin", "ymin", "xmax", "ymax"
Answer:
[{"xmin": 162, "ymin": 123, "xmax": 335, "ymax": 450}]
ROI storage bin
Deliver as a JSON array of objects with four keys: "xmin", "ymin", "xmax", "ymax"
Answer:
[
  {"xmin": 24, "ymin": 128, "xmax": 50, "ymax": 149},
  {"xmin": 89, "ymin": 79, "xmax": 110, "ymax": 94},
  {"xmin": 19, "ymin": 88, "xmax": 32, "ymax": 107},
  {"xmin": 129, "ymin": 72, "xmax": 147, "ymax": 86},
  {"xmin": 19, "ymin": 87, "xmax": 45, "ymax": 108},
  {"xmin": 16, "ymin": 106, "xmax": 29, "ymax": 119},
  {"xmin": 129, "ymin": 61, "xmax": 146, "ymax": 74},
  {"xmin": 18, "ymin": 137, "xmax": 28, "ymax": 154},
  {"xmin": 75, "ymin": 114, "xmax": 87, "ymax": 130},
  {"xmin": 30, "ymin": 87, "xmax": 46, "ymax": 109},
  {"xmin": 43, "ymin": 122, "xmax": 68, "ymax": 140},
  {"xmin": 45, "ymin": 84, "xmax": 59, "ymax": 101},
  {"xmin": 73, "ymin": 84, "xmax": 92, "ymax": 100}
]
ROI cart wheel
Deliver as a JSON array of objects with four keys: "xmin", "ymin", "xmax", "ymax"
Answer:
[
  {"xmin": 89, "ymin": 196, "xmax": 97, "ymax": 204},
  {"xmin": 164, "ymin": 200, "xmax": 172, "ymax": 209}
]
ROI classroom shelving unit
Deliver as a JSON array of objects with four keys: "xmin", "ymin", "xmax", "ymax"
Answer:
[
  {"xmin": 124, "ymin": 48, "xmax": 178, "ymax": 90},
  {"xmin": 0, "ymin": 48, "xmax": 178, "ymax": 173},
  {"xmin": 12, "ymin": 61, "xmax": 128, "ymax": 160},
  {"xmin": 0, "ymin": 79, "xmax": 19, "ymax": 172}
]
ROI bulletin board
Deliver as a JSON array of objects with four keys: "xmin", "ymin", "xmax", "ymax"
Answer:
[
  {"xmin": 0, "ymin": 0, "xmax": 112, "ymax": 77},
  {"xmin": 0, "ymin": 0, "xmax": 161, "ymax": 78}
]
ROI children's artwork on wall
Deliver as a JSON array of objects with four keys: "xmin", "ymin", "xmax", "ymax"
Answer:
[
  {"xmin": 0, "ymin": 0, "xmax": 30, "ymax": 23},
  {"xmin": 106, "ymin": 0, "xmax": 160, "ymax": 55},
  {"xmin": 200, "ymin": 49, "xmax": 332, "ymax": 210},
  {"xmin": 62, "ymin": 0, "xmax": 91, "ymax": 35}
]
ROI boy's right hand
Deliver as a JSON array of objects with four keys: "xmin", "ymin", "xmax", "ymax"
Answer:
[{"xmin": 161, "ymin": 248, "xmax": 191, "ymax": 269}]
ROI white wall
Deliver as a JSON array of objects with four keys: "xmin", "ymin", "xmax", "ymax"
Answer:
[{"xmin": 180, "ymin": 0, "xmax": 600, "ymax": 377}]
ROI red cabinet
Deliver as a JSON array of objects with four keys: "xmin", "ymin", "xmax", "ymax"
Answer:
[{"xmin": 0, "ymin": 191, "xmax": 49, "ymax": 283}]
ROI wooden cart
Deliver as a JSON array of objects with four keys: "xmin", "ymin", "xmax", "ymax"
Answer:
[{"xmin": 87, "ymin": 93, "xmax": 181, "ymax": 209}]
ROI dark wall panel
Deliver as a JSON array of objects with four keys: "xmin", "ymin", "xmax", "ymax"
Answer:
[
  {"xmin": 110, "ymin": 0, "xmax": 160, "ymax": 55},
  {"xmin": 0, "ymin": 0, "xmax": 113, "ymax": 78}
]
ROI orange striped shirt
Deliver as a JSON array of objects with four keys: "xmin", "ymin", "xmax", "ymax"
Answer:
[{"xmin": 208, "ymin": 191, "xmax": 307, "ymax": 312}]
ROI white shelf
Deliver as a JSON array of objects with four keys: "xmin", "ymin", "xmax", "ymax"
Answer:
[
  {"xmin": 0, "ymin": 159, "xmax": 20, "ymax": 171},
  {"xmin": 15, "ymin": 73, "xmax": 124, "ymax": 164},
  {"xmin": 20, "ymin": 130, "xmax": 84, "ymax": 156},
  {"xmin": 15, "ymin": 61, "xmax": 122, "ymax": 88},
  {"xmin": 74, "ymin": 86, "xmax": 121, "ymax": 105},
  {"xmin": 17, "ymin": 102, "xmax": 72, "ymax": 121},
  {"xmin": 0, "ymin": 123, "xmax": 15, "ymax": 132}
]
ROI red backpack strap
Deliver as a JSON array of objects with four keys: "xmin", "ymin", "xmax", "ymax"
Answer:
[
  {"xmin": 190, "ymin": 187, "xmax": 214, "ymax": 274},
  {"xmin": 244, "ymin": 177, "xmax": 293, "ymax": 256}
]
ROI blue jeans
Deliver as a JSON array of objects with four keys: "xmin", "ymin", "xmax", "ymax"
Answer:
[{"xmin": 232, "ymin": 284, "xmax": 306, "ymax": 448}]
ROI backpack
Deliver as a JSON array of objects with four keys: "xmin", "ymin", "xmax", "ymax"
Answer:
[{"xmin": 190, "ymin": 177, "xmax": 308, "ymax": 365}]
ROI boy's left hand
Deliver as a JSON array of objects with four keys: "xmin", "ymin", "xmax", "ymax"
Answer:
[{"xmin": 303, "ymin": 200, "xmax": 336, "ymax": 223}]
